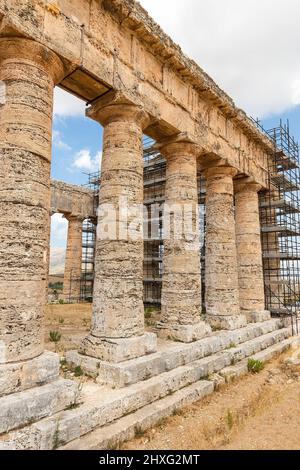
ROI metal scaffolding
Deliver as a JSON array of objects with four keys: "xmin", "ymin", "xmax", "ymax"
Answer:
[
  {"xmin": 256, "ymin": 120, "xmax": 300, "ymax": 331},
  {"xmin": 75, "ymin": 124, "xmax": 300, "ymax": 332},
  {"xmin": 79, "ymin": 172, "xmax": 99, "ymax": 302}
]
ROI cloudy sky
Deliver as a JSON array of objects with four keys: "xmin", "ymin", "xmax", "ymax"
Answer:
[{"xmin": 50, "ymin": 0, "xmax": 300, "ymax": 255}]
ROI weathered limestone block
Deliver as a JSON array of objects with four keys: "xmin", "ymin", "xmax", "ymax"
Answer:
[
  {"xmin": 203, "ymin": 165, "xmax": 246, "ymax": 330},
  {"xmin": 80, "ymin": 332, "xmax": 157, "ymax": 363},
  {"xmin": 156, "ymin": 134, "xmax": 211, "ymax": 342},
  {"xmin": 63, "ymin": 215, "xmax": 84, "ymax": 301},
  {"xmin": 0, "ymin": 37, "xmax": 65, "ymax": 363},
  {"xmin": 80, "ymin": 91, "xmax": 157, "ymax": 361},
  {"xmin": 235, "ymin": 180, "xmax": 270, "ymax": 322},
  {"xmin": 0, "ymin": 352, "xmax": 59, "ymax": 398},
  {"xmin": 0, "ymin": 378, "xmax": 78, "ymax": 434},
  {"xmin": 67, "ymin": 319, "xmax": 283, "ymax": 388},
  {"xmin": 50, "ymin": 180, "xmax": 95, "ymax": 219}
]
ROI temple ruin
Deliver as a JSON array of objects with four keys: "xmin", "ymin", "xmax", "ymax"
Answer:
[{"xmin": 0, "ymin": 0, "xmax": 300, "ymax": 450}]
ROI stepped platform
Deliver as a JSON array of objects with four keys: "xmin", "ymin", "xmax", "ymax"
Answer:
[{"xmin": 0, "ymin": 319, "xmax": 298, "ymax": 450}]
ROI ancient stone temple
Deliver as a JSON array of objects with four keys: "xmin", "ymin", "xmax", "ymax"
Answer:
[{"xmin": 0, "ymin": 0, "xmax": 299, "ymax": 450}]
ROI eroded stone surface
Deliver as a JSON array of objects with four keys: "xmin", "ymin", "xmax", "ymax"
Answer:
[
  {"xmin": 235, "ymin": 181, "xmax": 266, "ymax": 318},
  {"xmin": 63, "ymin": 216, "xmax": 84, "ymax": 301},
  {"xmin": 68, "ymin": 319, "xmax": 285, "ymax": 387},
  {"xmin": 1, "ymin": 326, "xmax": 296, "ymax": 450},
  {"xmin": 0, "ymin": 378, "xmax": 78, "ymax": 434},
  {"xmin": 203, "ymin": 166, "xmax": 241, "ymax": 321},
  {"xmin": 50, "ymin": 180, "xmax": 95, "ymax": 220},
  {"xmin": 0, "ymin": 352, "xmax": 59, "ymax": 398},
  {"xmin": 0, "ymin": 37, "xmax": 65, "ymax": 364},
  {"xmin": 158, "ymin": 135, "xmax": 209, "ymax": 340},
  {"xmin": 157, "ymin": 321, "xmax": 212, "ymax": 343},
  {"xmin": 207, "ymin": 314, "xmax": 247, "ymax": 331},
  {"xmin": 87, "ymin": 93, "xmax": 148, "ymax": 340},
  {"xmin": 80, "ymin": 333, "xmax": 157, "ymax": 363}
]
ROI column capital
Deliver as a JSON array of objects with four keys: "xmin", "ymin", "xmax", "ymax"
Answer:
[
  {"xmin": 155, "ymin": 132, "xmax": 203, "ymax": 159},
  {"xmin": 64, "ymin": 214, "xmax": 85, "ymax": 224},
  {"xmin": 234, "ymin": 178, "xmax": 262, "ymax": 194},
  {"xmin": 86, "ymin": 90, "xmax": 151, "ymax": 128},
  {"xmin": 203, "ymin": 164, "xmax": 238, "ymax": 179},
  {"xmin": 0, "ymin": 38, "xmax": 65, "ymax": 84}
]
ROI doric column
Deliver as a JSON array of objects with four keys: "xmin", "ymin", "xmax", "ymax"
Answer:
[
  {"xmin": 156, "ymin": 134, "xmax": 211, "ymax": 342},
  {"xmin": 63, "ymin": 215, "xmax": 84, "ymax": 302},
  {"xmin": 203, "ymin": 165, "xmax": 247, "ymax": 330},
  {"xmin": 80, "ymin": 91, "xmax": 157, "ymax": 363},
  {"xmin": 0, "ymin": 38, "xmax": 65, "ymax": 363},
  {"xmin": 235, "ymin": 181, "xmax": 270, "ymax": 322},
  {"xmin": 0, "ymin": 38, "xmax": 77, "ymax": 418}
]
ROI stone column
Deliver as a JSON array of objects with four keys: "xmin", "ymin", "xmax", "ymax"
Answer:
[
  {"xmin": 0, "ymin": 38, "xmax": 65, "ymax": 364},
  {"xmin": 80, "ymin": 91, "xmax": 157, "ymax": 363},
  {"xmin": 203, "ymin": 166, "xmax": 247, "ymax": 330},
  {"xmin": 235, "ymin": 181, "xmax": 270, "ymax": 322},
  {"xmin": 157, "ymin": 134, "xmax": 211, "ymax": 342},
  {"xmin": 0, "ymin": 38, "xmax": 77, "ymax": 412},
  {"xmin": 63, "ymin": 215, "xmax": 83, "ymax": 302}
]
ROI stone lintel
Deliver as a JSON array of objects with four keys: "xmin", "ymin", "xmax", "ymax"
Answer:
[
  {"xmin": 156, "ymin": 322, "xmax": 212, "ymax": 343},
  {"xmin": 0, "ymin": 352, "xmax": 60, "ymax": 398},
  {"xmin": 79, "ymin": 333, "xmax": 157, "ymax": 364},
  {"xmin": 207, "ymin": 315, "xmax": 247, "ymax": 331}
]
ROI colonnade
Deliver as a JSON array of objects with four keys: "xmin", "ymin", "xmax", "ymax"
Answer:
[{"xmin": 0, "ymin": 38, "xmax": 269, "ymax": 385}]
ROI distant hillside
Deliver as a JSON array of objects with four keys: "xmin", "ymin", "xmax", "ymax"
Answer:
[{"xmin": 50, "ymin": 247, "xmax": 66, "ymax": 275}]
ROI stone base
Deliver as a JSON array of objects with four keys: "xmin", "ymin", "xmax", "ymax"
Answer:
[
  {"xmin": 246, "ymin": 310, "xmax": 271, "ymax": 323},
  {"xmin": 1, "ymin": 322, "xmax": 296, "ymax": 450},
  {"xmin": 157, "ymin": 321, "xmax": 212, "ymax": 343},
  {"xmin": 207, "ymin": 314, "xmax": 247, "ymax": 331},
  {"xmin": 0, "ymin": 352, "xmax": 60, "ymax": 398},
  {"xmin": 79, "ymin": 332, "xmax": 157, "ymax": 363},
  {"xmin": 0, "ymin": 378, "xmax": 78, "ymax": 434}
]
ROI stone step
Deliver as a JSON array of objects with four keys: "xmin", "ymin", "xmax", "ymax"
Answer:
[
  {"xmin": 221, "ymin": 335, "xmax": 300, "ymax": 382},
  {"xmin": 66, "ymin": 318, "xmax": 284, "ymax": 387},
  {"xmin": 0, "ymin": 352, "xmax": 60, "ymax": 398},
  {"xmin": 61, "ymin": 381, "xmax": 214, "ymax": 450},
  {"xmin": 0, "ymin": 378, "xmax": 78, "ymax": 435},
  {"xmin": 0, "ymin": 325, "xmax": 291, "ymax": 450},
  {"xmin": 61, "ymin": 333, "xmax": 300, "ymax": 450}
]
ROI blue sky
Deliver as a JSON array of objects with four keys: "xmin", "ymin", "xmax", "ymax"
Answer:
[{"xmin": 50, "ymin": 0, "xmax": 300, "ymax": 259}]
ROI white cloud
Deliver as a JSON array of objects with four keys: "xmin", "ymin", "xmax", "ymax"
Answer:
[
  {"xmin": 50, "ymin": 213, "xmax": 68, "ymax": 248},
  {"xmin": 52, "ymin": 129, "xmax": 71, "ymax": 151},
  {"xmin": 140, "ymin": 0, "xmax": 300, "ymax": 118},
  {"xmin": 72, "ymin": 149, "xmax": 102, "ymax": 172},
  {"xmin": 53, "ymin": 87, "xmax": 86, "ymax": 117}
]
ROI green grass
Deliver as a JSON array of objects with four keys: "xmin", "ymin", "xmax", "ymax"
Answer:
[
  {"xmin": 144, "ymin": 307, "xmax": 156, "ymax": 319},
  {"xmin": 226, "ymin": 409, "xmax": 234, "ymax": 430},
  {"xmin": 247, "ymin": 358, "xmax": 264, "ymax": 374},
  {"xmin": 74, "ymin": 365, "xmax": 84, "ymax": 377},
  {"xmin": 49, "ymin": 330, "xmax": 61, "ymax": 344}
]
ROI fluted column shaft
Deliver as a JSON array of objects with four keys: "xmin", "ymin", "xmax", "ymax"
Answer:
[
  {"xmin": 63, "ymin": 216, "xmax": 83, "ymax": 301},
  {"xmin": 235, "ymin": 182, "xmax": 270, "ymax": 322},
  {"xmin": 80, "ymin": 92, "xmax": 156, "ymax": 363},
  {"xmin": 157, "ymin": 136, "xmax": 211, "ymax": 342},
  {"xmin": 0, "ymin": 38, "xmax": 64, "ymax": 363},
  {"xmin": 204, "ymin": 166, "xmax": 246, "ymax": 330}
]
